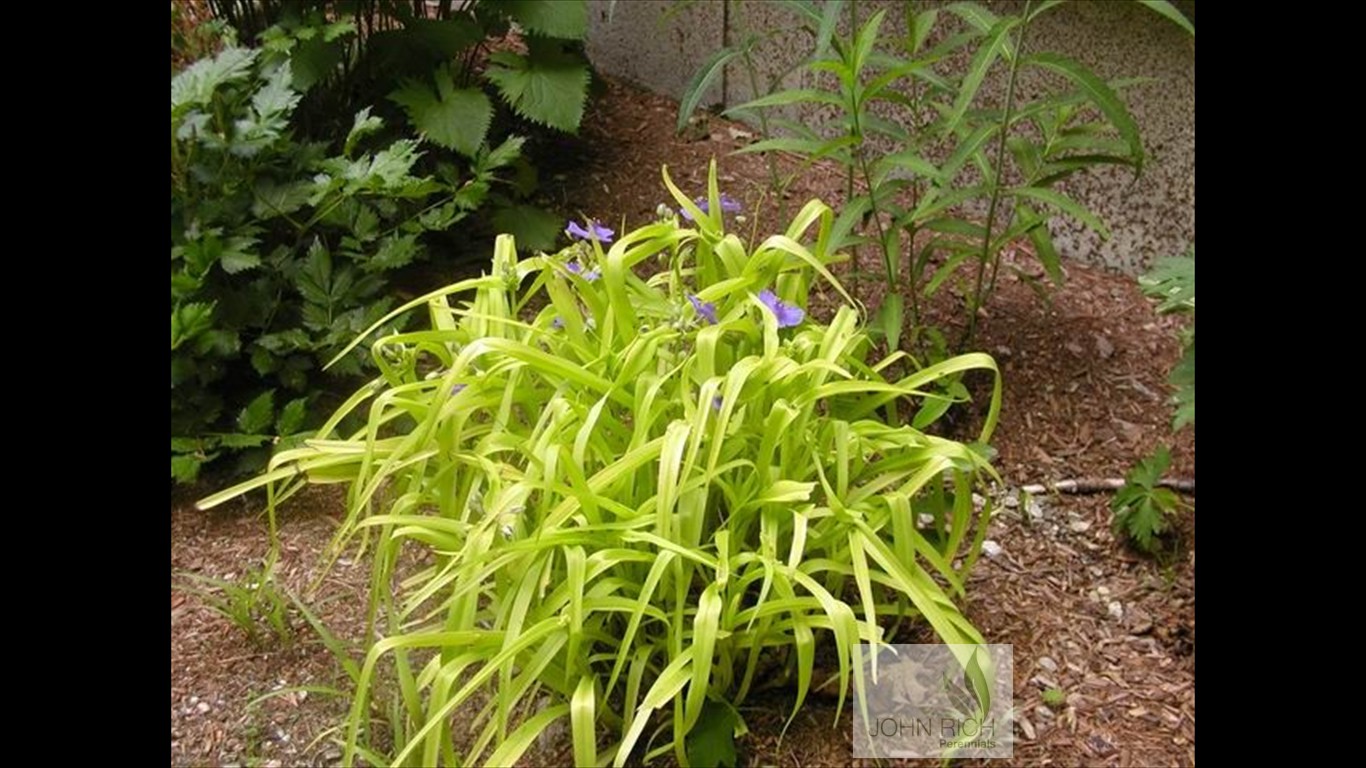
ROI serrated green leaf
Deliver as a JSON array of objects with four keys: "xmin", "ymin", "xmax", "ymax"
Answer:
[
  {"xmin": 252, "ymin": 61, "xmax": 301, "ymax": 122},
  {"xmin": 276, "ymin": 397, "xmax": 308, "ymax": 435},
  {"xmin": 390, "ymin": 66, "xmax": 492, "ymax": 157},
  {"xmin": 171, "ymin": 47, "xmax": 258, "ymax": 114},
  {"xmin": 485, "ymin": 44, "xmax": 590, "ymax": 133},
  {"xmin": 218, "ymin": 433, "xmax": 272, "ymax": 448},
  {"xmin": 252, "ymin": 180, "xmax": 312, "ymax": 220},
  {"xmin": 295, "ymin": 239, "xmax": 334, "ymax": 307},
  {"xmin": 172, "ymin": 302, "xmax": 215, "ymax": 350},
  {"xmin": 171, "ymin": 454, "xmax": 203, "ymax": 483},
  {"xmin": 236, "ymin": 390, "xmax": 275, "ymax": 434},
  {"xmin": 478, "ymin": 135, "xmax": 526, "ymax": 173},
  {"xmin": 500, "ymin": 0, "xmax": 588, "ymax": 38},
  {"xmin": 344, "ymin": 107, "xmax": 384, "ymax": 157},
  {"xmin": 366, "ymin": 233, "xmax": 419, "ymax": 273},
  {"xmin": 1141, "ymin": 253, "xmax": 1194, "ymax": 313},
  {"xmin": 256, "ymin": 329, "xmax": 311, "ymax": 353}
]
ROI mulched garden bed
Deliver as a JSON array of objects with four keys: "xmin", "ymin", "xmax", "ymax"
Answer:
[{"xmin": 171, "ymin": 74, "xmax": 1194, "ymax": 767}]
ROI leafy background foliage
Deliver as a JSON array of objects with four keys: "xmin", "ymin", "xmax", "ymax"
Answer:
[
  {"xmin": 679, "ymin": 0, "xmax": 1193, "ymax": 362},
  {"xmin": 173, "ymin": 1, "xmax": 595, "ymax": 483},
  {"xmin": 202, "ymin": 164, "xmax": 1005, "ymax": 766},
  {"xmin": 1113, "ymin": 245, "xmax": 1193, "ymax": 555}
]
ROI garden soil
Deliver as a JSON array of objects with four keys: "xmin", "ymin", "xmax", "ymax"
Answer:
[{"xmin": 171, "ymin": 75, "xmax": 1194, "ymax": 767}]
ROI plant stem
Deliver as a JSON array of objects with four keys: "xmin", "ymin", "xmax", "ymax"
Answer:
[
  {"xmin": 740, "ymin": 46, "xmax": 785, "ymax": 222},
  {"xmin": 961, "ymin": 1, "xmax": 1033, "ymax": 352}
]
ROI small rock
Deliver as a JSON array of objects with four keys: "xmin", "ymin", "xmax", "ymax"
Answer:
[
  {"xmin": 917, "ymin": 513, "xmax": 935, "ymax": 528},
  {"xmin": 972, "ymin": 492, "xmax": 986, "ymax": 508},
  {"xmin": 1087, "ymin": 734, "xmax": 1116, "ymax": 756},
  {"xmin": 1038, "ymin": 656, "xmax": 1058, "ymax": 673},
  {"xmin": 189, "ymin": 695, "xmax": 199, "ymax": 705},
  {"xmin": 1026, "ymin": 499, "xmax": 1045, "ymax": 521},
  {"xmin": 1125, "ymin": 608, "xmax": 1154, "ymax": 635},
  {"xmin": 1107, "ymin": 601, "xmax": 1125, "ymax": 621},
  {"xmin": 1069, "ymin": 520, "xmax": 1092, "ymax": 533},
  {"xmin": 982, "ymin": 540, "xmax": 1003, "ymax": 558},
  {"xmin": 1096, "ymin": 586, "xmax": 1111, "ymax": 598},
  {"xmin": 196, "ymin": 702, "xmax": 211, "ymax": 714},
  {"xmin": 1003, "ymin": 492, "xmax": 1019, "ymax": 508},
  {"xmin": 1095, "ymin": 334, "xmax": 1115, "ymax": 359}
]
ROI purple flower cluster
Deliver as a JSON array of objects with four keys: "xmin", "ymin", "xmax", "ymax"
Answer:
[
  {"xmin": 565, "ymin": 219, "xmax": 614, "ymax": 243},
  {"xmin": 688, "ymin": 294, "xmax": 718, "ymax": 325},
  {"xmin": 758, "ymin": 289, "xmax": 804, "ymax": 328},
  {"xmin": 566, "ymin": 261, "xmax": 601, "ymax": 282},
  {"xmin": 680, "ymin": 194, "xmax": 742, "ymax": 222}
]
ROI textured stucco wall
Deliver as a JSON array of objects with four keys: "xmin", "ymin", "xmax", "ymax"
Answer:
[{"xmin": 587, "ymin": 0, "xmax": 1194, "ymax": 274}]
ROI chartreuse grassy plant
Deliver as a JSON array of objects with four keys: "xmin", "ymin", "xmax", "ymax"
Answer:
[{"xmin": 202, "ymin": 161, "xmax": 1002, "ymax": 766}]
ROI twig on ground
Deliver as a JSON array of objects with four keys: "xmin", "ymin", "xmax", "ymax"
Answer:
[{"xmin": 1020, "ymin": 478, "xmax": 1195, "ymax": 495}]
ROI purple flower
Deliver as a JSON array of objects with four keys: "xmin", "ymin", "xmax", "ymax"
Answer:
[
  {"xmin": 551, "ymin": 316, "xmax": 564, "ymax": 330},
  {"xmin": 565, "ymin": 219, "xmax": 614, "ymax": 243},
  {"xmin": 680, "ymin": 194, "xmax": 742, "ymax": 221},
  {"xmin": 688, "ymin": 294, "xmax": 718, "ymax": 324},
  {"xmin": 712, "ymin": 395, "xmax": 724, "ymax": 412},
  {"xmin": 451, "ymin": 383, "xmax": 467, "ymax": 395},
  {"xmin": 567, "ymin": 261, "xmax": 601, "ymax": 282},
  {"xmin": 758, "ymin": 289, "xmax": 805, "ymax": 328}
]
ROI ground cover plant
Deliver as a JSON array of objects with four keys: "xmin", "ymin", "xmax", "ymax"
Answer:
[
  {"xmin": 1113, "ymin": 246, "xmax": 1195, "ymax": 553},
  {"xmin": 201, "ymin": 162, "xmax": 1004, "ymax": 765}
]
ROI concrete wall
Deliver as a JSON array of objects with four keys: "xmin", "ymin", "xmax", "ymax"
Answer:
[{"xmin": 586, "ymin": 0, "xmax": 1194, "ymax": 274}]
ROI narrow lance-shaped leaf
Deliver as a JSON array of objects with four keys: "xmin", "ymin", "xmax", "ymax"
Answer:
[
  {"xmin": 1026, "ymin": 52, "xmax": 1145, "ymax": 174},
  {"xmin": 679, "ymin": 46, "xmax": 741, "ymax": 134}
]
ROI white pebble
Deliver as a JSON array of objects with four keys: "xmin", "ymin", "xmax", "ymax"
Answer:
[{"xmin": 982, "ymin": 540, "xmax": 1003, "ymax": 558}]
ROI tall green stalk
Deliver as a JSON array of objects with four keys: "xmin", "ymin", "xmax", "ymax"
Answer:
[{"xmin": 963, "ymin": 0, "xmax": 1034, "ymax": 350}]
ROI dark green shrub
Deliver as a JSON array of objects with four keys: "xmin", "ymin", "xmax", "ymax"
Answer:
[{"xmin": 170, "ymin": 45, "xmax": 522, "ymax": 482}]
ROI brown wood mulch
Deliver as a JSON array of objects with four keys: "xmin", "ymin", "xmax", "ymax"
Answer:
[{"xmin": 171, "ymin": 75, "xmax": 1194, "ymax": 767}]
